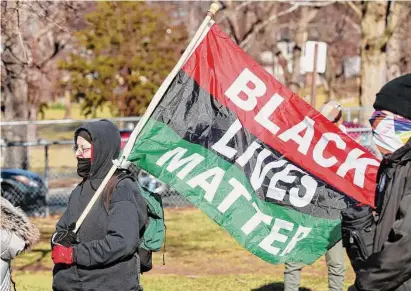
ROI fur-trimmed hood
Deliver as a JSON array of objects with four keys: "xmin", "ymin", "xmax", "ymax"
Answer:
[{"xmin": 1, "ymin": 197, "xmax": 40, "ymax": 249}]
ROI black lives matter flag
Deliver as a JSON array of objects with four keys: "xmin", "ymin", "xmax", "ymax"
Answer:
[{"xmin": 128, "ymin": 24, "xmax": 380, "ymax": 264}]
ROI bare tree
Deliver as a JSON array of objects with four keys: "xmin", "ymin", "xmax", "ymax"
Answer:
[
  {"xmin": 170, "ymin": 1, "xmax": 410, "ymax": 113},
  {"xmin": 387, "ymin": 2, "xmax": 411, "ymax": 82},
  {"xmin": 1, "ymin": 1, "xmax": 86, "ymax": 168},
  {"xmin": 219, "ymin": 1, "xmax": 337, "ymax": 95},
  {"xmin": 216, "ymin": 2, "xmax": 300, "ymax": 51},
  {"xmin": 288, "ymin": 5, "xmax": 321, "ymax": 93},
  {"xmin": 312, "ymin": 4, "xmax": 360, "ymax": 101},
  {"xmin": 345, "ymin": 1, "xmax": 406, "ymax": 122},
  {"xmin": 405, "ymin": 14, "xmax": 411, "ymax": 74},
  {"xmin": 183, "ymin": 1, "xmax": 212, "ymax": 38}
]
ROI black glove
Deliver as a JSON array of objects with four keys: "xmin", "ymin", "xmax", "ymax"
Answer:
[{"xmin": 51, "ymin": 223, "xmax": 79, "ymax": 248}]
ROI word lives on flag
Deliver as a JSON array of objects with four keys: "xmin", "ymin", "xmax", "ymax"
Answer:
[{"xmin": 128, "ymin": 24, "xmax": 380, "ymax": 265}]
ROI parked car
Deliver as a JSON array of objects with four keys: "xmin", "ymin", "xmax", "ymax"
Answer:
[
  {"xmin": 136, "ymin": 169, "xmax": 168, "ymax": 194},
  {"xmin": 120, "ymin": 129, "xmax": 132, "ymax": 150},
  {"xmin": 1, "ymin": 168, "xmax": 47, "ymax": 216}
]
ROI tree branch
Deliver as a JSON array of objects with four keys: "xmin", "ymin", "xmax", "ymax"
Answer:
[
  {"xmin": 2, "ymin": 44, "xmax": 27, "ymax": 65},
  {"xmin": 37, "ymin": 40, "xmax": 67, "ymax": 68},
  {"xmin": 235, "ymin": 1, "xmax": 253, "ymax": 12},
  {"xmin": 25, "ymin": 1, "xmax": 75, "ymax": 34},
  {"xmin": 223, "ymin": 13, "xmax": 240, "ymax": 44},
  {"xmin": 240, "ymin": 3, "xmax": 300, "ymax": 51},
  {"xmin": 216, "ymin": 1, "xmax": 254, "ymax": 24},
  {"xmin": 288, "ymin": 1, "xmax": 334, "ymax": 7},
  {"xmin": 15, "ymin": 1, "xmax": 31, "ymax": 66},
  {"xmin": 241, "ymin": 18, "xmax": 263, "ymax": 44},
  {"xmin": 387, "ymin": 1, "xmax": 409, "ymax": 32},
  {"xmin": 305, "ymin": 6, "xmax": 320, "ymax": 23},
  {"xmin": 37, "ymin": 8, "xmax": 72, "ymax": 34},
  {"xmin": 377, "ymin": 1, "xmax": 404, "ymax": 49},
  {"xmin": 343, "ymin": 14, "xmax": 361, "ymax": 33},
  {"xmin": 345, "ymin": 1, "xmax": 362, "ymax": 18}
]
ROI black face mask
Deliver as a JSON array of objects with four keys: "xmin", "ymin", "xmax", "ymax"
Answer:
[{"xmin": 77, "ymin": 158, "xmax": 91, "ymax": 178}]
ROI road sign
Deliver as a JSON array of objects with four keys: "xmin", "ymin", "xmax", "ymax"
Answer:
[{"xmin": 301, "ymin": 41, "xmax": 327, "ymax": 74}]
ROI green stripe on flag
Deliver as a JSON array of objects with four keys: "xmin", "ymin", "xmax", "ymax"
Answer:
[{"xmin": 128, "ymin": 118, "xmax": 341, "ymax": 265}]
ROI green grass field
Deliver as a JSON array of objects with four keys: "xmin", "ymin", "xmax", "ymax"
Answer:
[{"xmin": 12, "ymin": 208, "xmax": 355, "ymax": 291}]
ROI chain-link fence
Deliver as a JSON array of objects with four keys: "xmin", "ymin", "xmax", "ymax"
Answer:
[
  {"xmin": 1, "ymin": 119, "xmax": 378, "ymax": 216},
  {"xmin": 1, "ymin": 117, "xmax": 191, "ymax": 215},
  {"xmin": 1, "ymin": 139, "xmax": 191, "ymax": 215},
  {"xmin": 342, "ymin": 107, "xmax": 374, "ymax": 123}
]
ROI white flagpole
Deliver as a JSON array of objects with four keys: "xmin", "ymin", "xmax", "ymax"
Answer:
[{"xmin": 74, "ymin": 3, "xmax": 220, "ymax": 233}]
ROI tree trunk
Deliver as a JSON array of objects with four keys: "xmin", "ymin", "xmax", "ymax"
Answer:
[
  {"xmin": 406, "ymin": 33, "xmax": 411, "ymax": 73},
  {"xmin": 3, "ymin": 74, "xmax": 30, "ymax": 169},
  {"xmin": 386, "ymin": 23, "xmax": 402, "ymax": 82},
  {"xmin": 2, "ymin": 1, "xmax": 30, "ymax": 169},
  {"xmin": 323, "ymin": 57, "xmax": 338, "ymax": 102},
  {"xmin": 359, "ymin": 2, "xmax": 398, "ymax": 124},
  {"xmin": 360, "ymin": 52, "xmax": 386, "ymax": 122},
  {"xmin": 28, "ymin": 103, "xmax": 37, "ymax": 142},
  {"xmin": 186, "ymin": 2, "xmax": 208, "ymax": 39},
  {"xmin": 63, "ymin": 90, "xmax": 72, "ymax": 119}
]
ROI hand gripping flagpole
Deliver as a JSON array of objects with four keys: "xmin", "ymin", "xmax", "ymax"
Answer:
[{"xmin": 74, "ymin": 3, "xmax": 220, "ymax": 233}]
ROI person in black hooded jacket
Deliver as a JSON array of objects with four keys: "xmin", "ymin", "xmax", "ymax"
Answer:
[
  {"xmin": 51, "ymin": 119, "xmax": 147, "ymax": 291},
  {"xmin": 347, "ymin": 74, "xmax": 411, "ymax": 291}
]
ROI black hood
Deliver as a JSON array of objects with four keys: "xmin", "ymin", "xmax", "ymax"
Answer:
[{"xmin": 74, "ymin": 119, "xmax": 120, "ymax": 179}]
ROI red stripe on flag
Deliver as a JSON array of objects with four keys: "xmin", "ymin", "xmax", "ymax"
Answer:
[{"xmin": 181, "ymin": 24, "xmax": 378, "ymax": 206}]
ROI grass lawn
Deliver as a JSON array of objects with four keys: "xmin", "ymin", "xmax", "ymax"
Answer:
[{"xmin": 12, "ymin": 208, "xmax": 355, "ymax": 291}]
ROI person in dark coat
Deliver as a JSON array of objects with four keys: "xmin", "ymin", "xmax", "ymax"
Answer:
[
  {"xmin": 349, "ymin": 73, "xmax": 411, "ymax": 291},
  {"xmin": 51, "ymin": 119, "xmax": 147, "ymax": 291}
]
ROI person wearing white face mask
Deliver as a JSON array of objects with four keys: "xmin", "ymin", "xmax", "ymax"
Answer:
[
  {"xmin": 344, "ymin": 73, "xmax": 411, "ymax": 291},
  {"xmin": 369, "ymin": 111, "xmax": 411, "ymax": 156}
]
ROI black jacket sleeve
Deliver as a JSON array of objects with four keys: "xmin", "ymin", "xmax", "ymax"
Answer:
[
  {"xmin": 55, "ymin": 188, "xmax": 76, "ymax": 232},
  {"xmin": 73, "ymin": 180, "xmax": 146, "ymax": 267},
  {"xmin": 355, "ymin": 193, "xmax": 411, "ymax": 291},
  {"xmin": 56, "ymin": 209, "xmax": 70, "ymax": 232}
]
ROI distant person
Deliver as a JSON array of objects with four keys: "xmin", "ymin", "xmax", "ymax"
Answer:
[
  {"xmin": 283, "ymin": 101, "xmax": 346, "ymax": 291},
  {"xmin": 1, "ymin": 197, "xmax": 40, "ymax": 291},
  {"xmin": 51, "ymin": 119, "xmax": 147, "ymax": 291},
  {"xmin": 320, "ymin": 100, "xmax": 347, "ymax": 133}
]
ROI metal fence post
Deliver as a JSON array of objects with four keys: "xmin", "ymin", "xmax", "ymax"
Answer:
[{"xmin": 44, "ymin": 143, "xmax": 50, "ymax": 217}]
